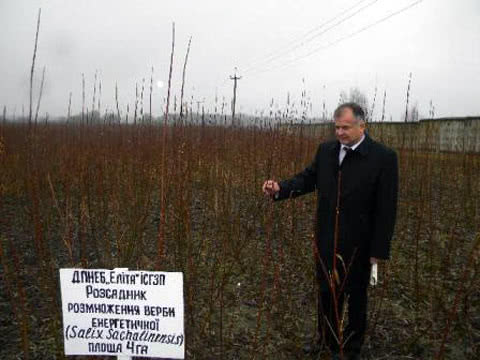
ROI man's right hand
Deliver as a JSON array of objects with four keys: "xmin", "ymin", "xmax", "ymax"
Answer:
[{"xmin": 262, "ymin": 180, "xmax": 280, "ymax": 198}]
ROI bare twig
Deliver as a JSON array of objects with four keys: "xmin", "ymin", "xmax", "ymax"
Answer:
[
  {"xmin": 28, "ymin": 8, "xmax": 41, "ymax": 127},
  {"xmin": 180, "ymin": 36, "xmax": 192, "ymax": 119}
]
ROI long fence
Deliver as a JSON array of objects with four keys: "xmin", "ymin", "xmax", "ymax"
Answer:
[{"xmin": 285, "ymin": 117, "xmax": 480, "ymax": 153}]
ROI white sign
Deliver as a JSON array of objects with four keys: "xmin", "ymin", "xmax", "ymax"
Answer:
[{"xmin": 59, "ymin": 269, "xmax": 184, "ymax": 359}]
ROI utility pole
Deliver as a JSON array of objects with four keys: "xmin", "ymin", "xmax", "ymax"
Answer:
[{"xmin": 230, "ymin": 67, "xmax": 241, "ymax": 125}]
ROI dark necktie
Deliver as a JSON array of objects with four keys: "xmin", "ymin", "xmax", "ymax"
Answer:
[{"xmin": 340, "ymin": 146, "xmax": 352, "ymax": 165}]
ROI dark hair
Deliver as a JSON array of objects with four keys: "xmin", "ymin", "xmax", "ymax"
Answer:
[{"xmin": 333, "ymin": 102, "xmax": 365, "ymax": 122}]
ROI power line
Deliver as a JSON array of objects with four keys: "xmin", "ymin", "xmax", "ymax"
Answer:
[
  {"xmin": 218, "ymin": 0, "xmax": 380, "ymax": 89},
  {"xmin": 246, "ymin": 0, "xmax": 424, "ymax": 78},
  {"xmin": 241, "ymin": 0, "xmax": 371, "ymax": 71},
  {"xmin": 242, "ymin": 0, "xmax": 380, "ymax": 75}
]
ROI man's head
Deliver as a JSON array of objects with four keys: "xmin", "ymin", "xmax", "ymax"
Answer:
[{"xmin": 334, "ymin": 102, "xmax": 366, "ymax": 146}]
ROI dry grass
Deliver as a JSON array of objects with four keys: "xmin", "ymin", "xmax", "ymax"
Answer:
[{"xmin": 0, "ymin": 118, "xmax": 479, "ymax": 359}]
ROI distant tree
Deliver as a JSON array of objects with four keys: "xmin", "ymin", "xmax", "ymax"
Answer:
[
  {"xmin": 339, "ymin": 87, "xmax": 369, "ymax": 117},
  {"xmin": 428, "ymin": 100, "xmax": 436, "ymax": 119},
  {"xmin": 403, "ymin": 102, "xmax": 421, "ymax": 122},
  {"xmin": 409, "ymin": 103, "xmax": 419, "ymax": 122}
]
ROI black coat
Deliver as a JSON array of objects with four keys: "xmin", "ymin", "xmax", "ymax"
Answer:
[{"xmin": 275, "ymin": 134, "xmax": 398, "ymax": 291}]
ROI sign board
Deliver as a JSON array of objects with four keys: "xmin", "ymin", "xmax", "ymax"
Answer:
[{"xmin": 59, "ymin": 269, "xmax": 184, "ymax": 358}]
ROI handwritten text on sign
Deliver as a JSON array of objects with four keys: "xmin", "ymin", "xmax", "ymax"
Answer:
[{"xmin": 59, "ymin": 269, "xmax": 184, "ymax": 358}]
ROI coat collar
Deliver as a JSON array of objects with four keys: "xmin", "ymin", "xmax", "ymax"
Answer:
[
  {"xmin": 355, "ymin": 132, "xmax": 371, "ymax": 156},
  {"xmin": 328, "ymin": 132, "xmax": 372, "ymax": 157}
]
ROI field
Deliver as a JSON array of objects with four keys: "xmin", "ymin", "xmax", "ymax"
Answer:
[{"xmin": 0, "ymin": 119, "xmax": 479, "ymax": 359}]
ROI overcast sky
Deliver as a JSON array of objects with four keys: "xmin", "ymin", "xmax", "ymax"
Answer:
[{"xmin": 1, "ymin": 0, "xmax": 479, "ymax": 120}]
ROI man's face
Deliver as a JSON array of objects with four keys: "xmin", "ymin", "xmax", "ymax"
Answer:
[{"xmin": 335, "ymin": 108, "xmax": 365, "ymax": 146}]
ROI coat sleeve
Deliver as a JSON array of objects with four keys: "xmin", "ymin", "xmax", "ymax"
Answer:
[
  {"xmin": 274, "ymin": 146, "xmax": 319, "ymax": 201},
  {"xmin": 370, "ymin": 149, "xmax": 399, "ymax": 259}
]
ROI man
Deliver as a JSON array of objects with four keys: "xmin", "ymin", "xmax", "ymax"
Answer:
[{"xmin": 262, "ymin": 102, "xmax": 398, "ymax": 360}]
